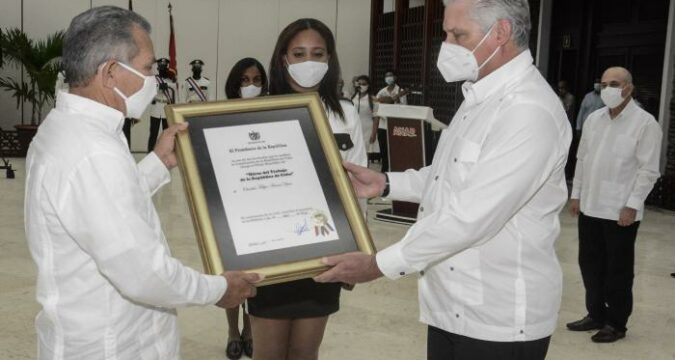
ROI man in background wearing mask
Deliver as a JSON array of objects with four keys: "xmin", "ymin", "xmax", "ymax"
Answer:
[
  {"xmin": 148, "ymin": 57, "xmax": 177, "ymax": 152},
  {"xmin": 374, "ymin": 70, "xmax": 407, "ymax": 173},
  {"xmin": 567, "ymin": 67, "xmax": 662, "ymax": 343},
  {"xmin": 24, "ymin": 7, "xmax": 260, "ymax": 359},
  {"xmin": 376, "ymin": 70, "xmax": 408, "ymax": 105},
  {"xmin": 576, "ymin": 78, "xmax": 604, "ymax": 135},
  {"xmin": 315, "ymin": 0, "xmax": 571, "ymax": 359}
]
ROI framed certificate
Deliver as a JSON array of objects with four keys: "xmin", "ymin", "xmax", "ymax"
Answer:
[{"xmin": 166, "ymin": 93, "xmax": 375, "ymax": 286}]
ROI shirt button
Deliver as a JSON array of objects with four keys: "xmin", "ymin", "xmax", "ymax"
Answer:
[
  {"xmin": 420, "ymin": 270, "xmax": 425, "ymax": 276},
  {"xmin": 453, "ymin": 158, "xmax": 457, "ymax": 162},
  {"xmin": 434, "ymin": 175, "xmax": 439, "ymax": 180},
  {"xmin": 419, "ymin": 206, "xmax": 424, "ymax": 212},
  {"xmin": 450, "ymin": 267, "xmax": 454, "ymax": 271},
  {"xmin": 399, "ymin": 271, "xmax": 405, "ymax": 276},
  {"xmin": 342, "ymin": 144, "xmax": 347, "ymax": 149},
  {"xmin": 456, "ymin": 314, "xmax": 460, "ymax": 318},
  {"xmin": 520, "ymin": 330, "xmax": 524, "ymax": 334}
]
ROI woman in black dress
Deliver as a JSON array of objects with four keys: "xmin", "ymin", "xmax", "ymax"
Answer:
[
  {"xmin": 223, "ymin": 57, "xmax": 268, "ymax": 360},
  {"xmin": 247, "ymin": 18, "xmax": 367, "ymax": 360}
]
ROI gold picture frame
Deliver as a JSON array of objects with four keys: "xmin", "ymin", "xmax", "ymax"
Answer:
[{"xmin": 166, "ymin": 93, "xmax": 375, "ymax": 286}]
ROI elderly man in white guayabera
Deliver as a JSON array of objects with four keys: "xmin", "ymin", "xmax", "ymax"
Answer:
[
  {"xmin": 24, "ymin": 6, "xmax": 261, "ymax": 360},
  {"xmin": 314, "ymin": 0, "xmax": 572, "ymax": 359},
  {"xmin": 567, "ymin": 66, "xmax": 662, "ymax": 344}
]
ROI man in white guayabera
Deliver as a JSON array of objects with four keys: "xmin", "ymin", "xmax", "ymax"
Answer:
[
  {"xmin": 566, "ymin": 66, "xmax": 662, "ymax": 343},
  {"xmin": 315, "ymin": 0, "xmax": 572, "ymax": 359},
  {"xmin": 24, "ymin": 6, "xmax": 261, "ymax": 359}
]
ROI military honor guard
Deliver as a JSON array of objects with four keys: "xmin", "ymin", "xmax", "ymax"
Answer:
[
  {"xmin": 183, "ymin": 59, "xmax": 212, "ymax": 103},
  {"xmin": 148, "ymin": 58, "xmax": 178, "ymax": 152}
]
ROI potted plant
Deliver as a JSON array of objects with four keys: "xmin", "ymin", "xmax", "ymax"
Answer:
[{"xmin": 0, "ymin": 28, "xmax": 63, "ymax": 155}]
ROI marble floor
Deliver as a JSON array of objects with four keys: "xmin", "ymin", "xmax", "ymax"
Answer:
[{"xmin": 1, "ymin": 156, "xmax": 674, "ymax": 360}]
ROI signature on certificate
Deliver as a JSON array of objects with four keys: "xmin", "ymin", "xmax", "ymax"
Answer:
[{"xmin": 293, "ymin": 219, "xmax": 310, "ymax": 236}]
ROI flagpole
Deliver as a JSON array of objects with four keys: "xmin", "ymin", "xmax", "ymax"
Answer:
[{"xmin": 168, "ymin": 3, "xmax": 178, "ymax": 82}]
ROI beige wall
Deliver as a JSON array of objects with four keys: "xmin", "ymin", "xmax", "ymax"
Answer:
[{"xmin": 0, "ymin": 0, "xmax": 371, "ymax": 152}]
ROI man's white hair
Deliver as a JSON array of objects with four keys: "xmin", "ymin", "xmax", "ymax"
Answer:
[{"xmin": 443, "ymin": 0, "xmax": 531, "ymax": 50}]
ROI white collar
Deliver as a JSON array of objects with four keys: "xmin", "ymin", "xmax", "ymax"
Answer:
[
  {"xmin": 606, "ymin": 99, "xmax": 638, "ymax": 120},
  {"xmin": 462, "ymin": 50, "xmax": 534, "ymax": 106},
  {"xmin": 55, "ymin": 90, "xmax": 125, "ymax": 134}
]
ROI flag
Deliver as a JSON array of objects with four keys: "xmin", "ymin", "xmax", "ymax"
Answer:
[
  {"xmin": 168, "ymin": 3, "xmax": 177, "ymax": 81},
  {"xmin": 128, "ymin": 0, "xmax": 133, "ymax": 11}
]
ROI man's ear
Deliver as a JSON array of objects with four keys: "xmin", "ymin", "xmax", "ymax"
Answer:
[
  {"xmin": 100, "ymin": 61, "xmax": 118, "ymax": 90},
  {"xmin": 624, "ymin": 83, "xmax": 634, "ymax": 98},
  {"xmin": 495, "ymin": 19, "xmax": 512, "ymax": 46}
]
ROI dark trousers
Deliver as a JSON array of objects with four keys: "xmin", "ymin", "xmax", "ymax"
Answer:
[
  {"xmin": 148, "ymin": 117, "xmax": 168, "ymax": 152},
  {"xmin": 427, "ymin": 326, "xmax": 551, "ymax": 360},
  {"xmin": 123, "ymin": 118, "xmax": 133, "ymax": 149},
  {"xmin": 377, "ymin": 128, "xmax": 389, "ymax": 173},
  {"xmin": 578, "ymin": 213, "xmax": 640, "ymax": 331}
]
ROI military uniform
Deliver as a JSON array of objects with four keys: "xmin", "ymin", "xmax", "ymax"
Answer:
[
  {"xmin": 148, "ymin": 58, "xmax": 178, "ymax": 152},
  {"xmin": 183, "ymin": 59, "xmax": 212, "ymax": 103},
  {"xmin": 183, "ymin": 76, "xmax": 211, "ymax": 103}
]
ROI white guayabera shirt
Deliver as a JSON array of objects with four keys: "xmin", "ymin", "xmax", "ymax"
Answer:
[
  {"xmin": 571, "ymin": 100, "xmax": 662, "ymax": 221},
  {"xmin": 376, "ymin": 51, "xmax": 572, "ymax": 342},
  {"xmin": 25, "ymin": 91, "xmax": 227, "ymax": 360}
]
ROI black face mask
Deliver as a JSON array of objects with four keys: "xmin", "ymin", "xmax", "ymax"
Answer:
[{"xmin": 158, "ymin": 66, "xmax": 169, "ymax": 78}]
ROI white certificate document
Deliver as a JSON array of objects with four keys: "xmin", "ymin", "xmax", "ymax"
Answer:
[{"xmin": 204, "ymin": 120, "xmax": 340, "ymax": 255}]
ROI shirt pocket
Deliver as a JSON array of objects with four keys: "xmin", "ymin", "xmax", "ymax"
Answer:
[
  {"xmin": 334, "ymin": 133, "xmax": 354, "ymax": 152},
  {"xmin": 447, "ymin": 137, "xmax": 481, "ymax": 190},
  {"xmin": 448, "ymin": 248, "xmax": 484, "ymax": 306},
  {"xmin": 612, "ymin": 134, "xmax": 636, "ymax": 159}
]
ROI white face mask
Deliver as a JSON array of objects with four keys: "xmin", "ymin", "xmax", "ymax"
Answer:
[
  {"xmin": 600, "ymin": 86, "xmax": 626, "ymax": 109},
  {"xmin": 436, "ymin": 24, "xmax": 500, "ymax": 83},
  {"xmin": 240, "ymin": 84, "xmax": 262, "ymax": 99},
  {"xmin": 286, "ymin": 59, "xmax": 329, "ymax": 88},
  {"xmin": 359, "ymin": 85, "xmax": 369, "ymax": 92},
  {"xmin": 113, "ymin": 62, "xmax": 157, "ymax": 118},
  {"xmin": 385, "ymin": 76, "xmax": 395, "ymax": 85}
]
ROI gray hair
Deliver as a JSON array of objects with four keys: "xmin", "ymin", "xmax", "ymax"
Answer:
[
  {"xmin": 443, "ymin": 0, "xmax": 531, "ymax": 50},
  {"xmin": 63, "ymin": 6, "xmax": 151, "ymax": 87}
]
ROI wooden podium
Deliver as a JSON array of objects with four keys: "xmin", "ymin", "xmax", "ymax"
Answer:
[{"xmin": 373, "ymin": 104, "xmax": 447, "ymax": 225}]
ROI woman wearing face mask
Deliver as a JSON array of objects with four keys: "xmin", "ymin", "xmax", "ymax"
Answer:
[
  {"xmin": 222, "ymin": 57, "xmax": 267, "ymax": 360},
  {"xmin": 247, "ymin": 18, "xmax": 367, "ymax": 360},
  {"xmin": 225, "ymin": 57, "xmax": 268, "ymax": 100},
  {"xmin": 351, "ymin": 75, "xmax": 379, "ymax": 161}
]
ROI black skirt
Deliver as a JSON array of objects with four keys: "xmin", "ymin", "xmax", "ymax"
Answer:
[{"xmin": 246, "ymin": 278, "xmax": 341, "ymax": 319}]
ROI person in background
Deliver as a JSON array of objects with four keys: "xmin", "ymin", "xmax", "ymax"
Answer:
[
  {"xmin": 351, "ymin": 75, "xmax": 379, "ymax": 162},
  {"xmin": 351, "ymin": 75, "xmax": 360, "ymax": 98},
  {"xmin": 377, "ymin": 70, "xmax": 408, "ymax": 105},
  {"xmin": 148, "ymin": 58, "xmax": 177, "ymax": 152},
  {"xmin": 225, "ymin": 57, "xmax": 268, "ymax": 100},
  {"xmin": 567, "ymin": 66, "xmax": 662, "ymax": 343},
  {"xmin": 558, "ymin": 80, "xmax": 576, "ymax": 125},
  {"xmin": 558, "ymin": 80, "xmax": 576, "ymax": 179},
  {"xmin": 315, "ymin": 0, "xmax": 572, "ymax": 358},
  {"xmin": 337, "ymin": 78, "xmax": 349, "ymax": 99},
  {"xmin": 221, "ymin": 56, "xmax": 268, "ymax": 360},
  {"xmin": 576, "ymin": 78, "xmax": 604, "ymax": 135},
  {"xmin": 24, "ymin": 7, "xmax": 260, "ymax": 359},
  {"xmin": 248, "ymin": 18, "xmax": 367, "ymax": 360},
  {"xmin": 375, "ymin": 70, "xmax": 407, "ymax": 173}
]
